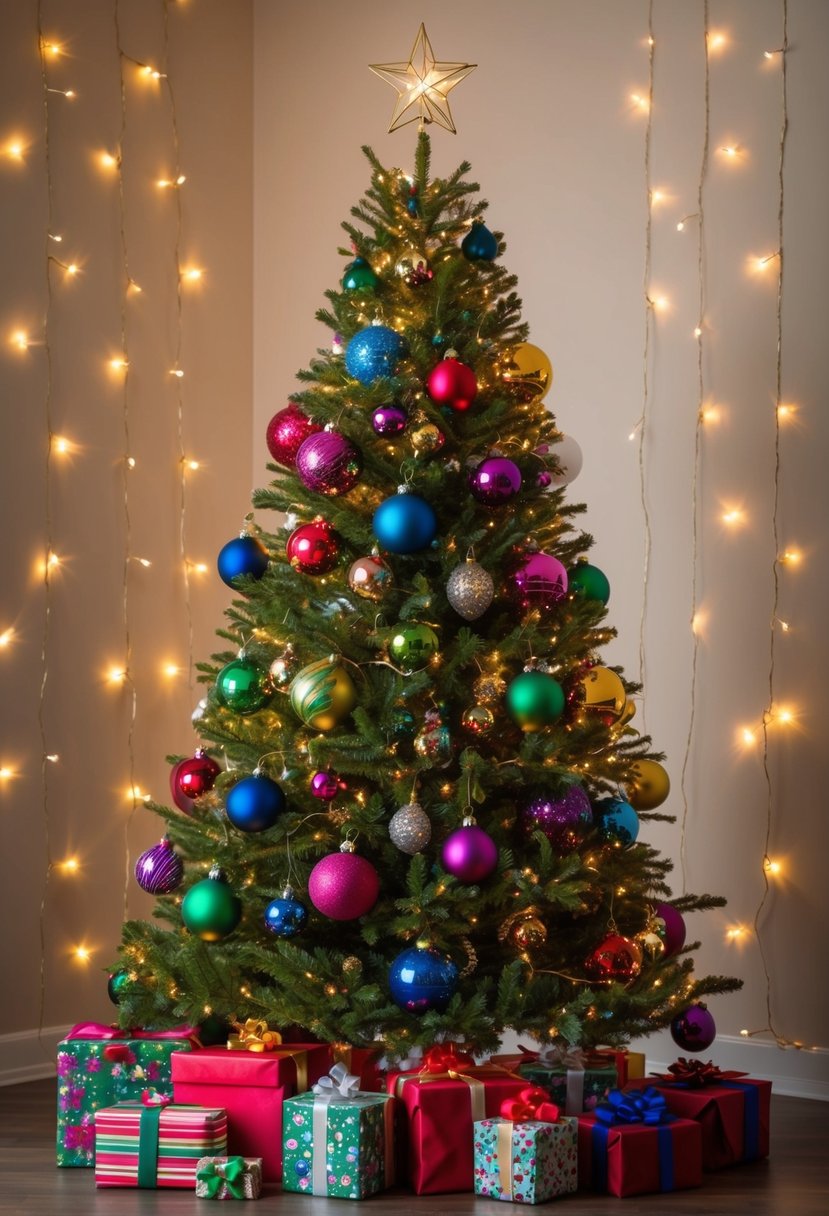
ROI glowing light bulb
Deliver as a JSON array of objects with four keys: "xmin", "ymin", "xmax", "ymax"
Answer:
[
  {"xmin": 162, "ymin": 662, "xmax": 181, "ymax": 679},
  {"xmin": 719, "ymin": 145, "xmax": 740, "ymax": 159},
  {"xmin": 46, "ymin": 551, "xmax": 61, "ymax": 569},
  {"xmin": 107, "ymin": 666, "xmax": 127, "ymax": 684},
  {"xmin": 187, "ymin": 561, "xmax": 209, "ymax": 575},
  {"xmin": 677, "ymin": 220, "xmax": 685, "ymax": 231},
  {"xmin": 651, "ymin": 188, "xmax": 667, "ymax": 205},
  {"xmin": 708, "ymin": 31, "xmax": 728, "ymax": 52},
  {"xmin": 780, "ymin": 549, "xmax": 801, "ymax": 566},
  {"xmin": 134, "ymin": 556, "xmax": 152, "ymax": 568},
  {"xmin": 777, "ymin": 403, "xmax": 796, "ymax": 421},
  {"xmin": 11, "ymin": 330, "xmax": 30, "ymax": 351},
  {"xmin": 764, "ymin": 858, "xmax": 782, "ymax": 876},
  {"xmin": 726, "ymin": 925, "xmax": 747, "ymax": 942},
  {"xmin": 0, "ymin": 766, "xmax": 16, "ymax": 781},
  {"xmin": 126, "ymin": 784, "xmax": 148, "ymax": 803},
  {"xmin": 701, "ymin": 404, "xmax": 721, "ymax": 424},
  {"xmin": 127, "ymin": 279, "xmax": 143, "ymax": 295},
  {"xmin": 60, "ymin": 856, "xmax": 80, "ymax": 874},
  {"xmin": 739, "ymin": 727, "xmax": 757, "ymax": 747},
  {"xmin": 46, "ymin": 753, "xmax": 59, "ymax": 763},
  {"xmin": 157, "ymin": 174, "xmax": 186, "ymax": 188},
  {"xmin": 693, "ymin": 326, "xmax": 703, "ymax": 338},
  {"xmin": 778, "ymin": 619, "xmax": 791, "ymax": 633},
  {"xmin": 0, "ymin": 628, "xmax": 14, "ymax": 648},
  {"xmin": 65, "ymin": 263, "xmax": 79, "ymax": 276},
  {"xmin": 73, "ymin": 946, "xmax": 92, "ymax": 963},
  {"xmin": 721, "ymin": 507, "xmax": 744, "ymax": 527},
  {"xmin": 53, "ymin": 436, "xmax": 71, "ymax": 455},
  {"xmin": 181, "ymin": 267, "xmax": 203, "ymax": 282},
  {"xmin": 109, "ymin": 356, "xmax": 128, "ymax": 371},
  {"xmin": 776, "ymin": 707, "xmax": 794, "ymax": 726},
  {"xmin": 126, "ymin": 456, "xmax": 136, "ymax": 469},
  {"xmin": 6, "ymin": 140, "xmax": 25, "ymax": 161},
  {"xmin": 184, "ymin": 458, "xmax": 200, "ymax": 471},
  {"xmin": 630, "ymin": 92, "xmax": 650, "ymax": 112},
  {"xmin": 100, "ymin": 152, "xmax": 118, "ymax": 170},
  {"xmin": 650, "ymin": 295, "xmax": 669, "ymax": 312},
  {"xmin": 170, "ymin": 367, "xmax": 184, "ymax": 378},
  {"xmin": 43, "ymin": 40, "xmax": 63, "ymax": 56}
]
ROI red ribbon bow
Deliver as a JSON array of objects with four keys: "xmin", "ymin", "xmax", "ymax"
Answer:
[
  {"xmin": 654, "ymin": 1057, "xmax": 747, "ymax": 1088},
  {"xmin": 66, "ymin": 1021, "xmax": 201, "ymax": 1046},
  {"xmin": 141, "ymin": 1089, "xmax": 171, "ymax": 1107},
  {"xmin": 419, "ymin": 1043, "xmax": 475, "ymax": 1074},
  {"xmin": 500, "ymin": 1085, "xmax": 561, "ymax": 1124}
]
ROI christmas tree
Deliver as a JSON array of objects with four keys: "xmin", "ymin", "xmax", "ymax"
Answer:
[{"xmin": 114, "ymin": 37, "xmax": 739, "ymax": 1061}]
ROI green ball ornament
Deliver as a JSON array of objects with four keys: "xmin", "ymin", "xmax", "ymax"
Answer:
[
  {"xmin": 506, "ymin": 670, "xmax": 565, "ymax": 732},
  {"xmin": 568, "ymin": 559, "xmax": 610, "ymax": 605},
  {"xmin": 342, "ymin": 256, "xmax": 378, "ymax": 292},
  {"xmin": 181, "ymin": 866, "xmax": 242, "ymax": 941},
  {"xmin": 107, "ymin": 967, "xmax": 132, "ymax": 1005},
  {"xmin": 389, "ymin": 623, "xmax": 439, "ymax": 672},
  {"xmin": 289, "ymin": 655, "xmax": 357, "ymax": 731},
  {"xmin": 215, "ymin": 655, "xmax": 273, "ymax": 715}
]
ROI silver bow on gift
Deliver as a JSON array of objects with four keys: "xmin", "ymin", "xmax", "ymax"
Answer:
[
  {"xmin": 535, "ymin": 1043, "xmax": 587, "ymax": 1071},
  {"xmin": 312, "ymin": 1061, "xmax": 361, "ymax": 1101}
]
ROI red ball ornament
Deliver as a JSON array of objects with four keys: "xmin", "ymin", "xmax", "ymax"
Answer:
[
  {"xmin": 426, "ymin": 355, "xmax": 478, "ymax": 411},
  {"xmin": 266, "ymin": 404, "xmax": 321, "ymax": 467},
  {"xmin": 584, "ymin": 933, "xmax": 643, "ymax": 983},
  {"xmin": 170, "ymin": 750, "xmax": 221, "ymax": 813},
  {"xmin": 286, "ymin": 518, "xmax": 339, "ymax": 574},
  {"xmin": 441, "ymin": 819, "xmax": 498, "ymax": 884},
  {"xmin": 307, "ymin": 843, "xmax": 380, "ymax": 920}
]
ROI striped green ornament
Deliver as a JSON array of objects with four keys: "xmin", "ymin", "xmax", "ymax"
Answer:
[{"xmin": 289, "ymin": 656, "xmax": 357, "ymax": 731}]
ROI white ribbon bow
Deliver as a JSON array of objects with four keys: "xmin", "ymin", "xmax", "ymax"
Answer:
[{"xmin": 312, "ymin": 1061, "xmax": 361, "ymax": 1100}]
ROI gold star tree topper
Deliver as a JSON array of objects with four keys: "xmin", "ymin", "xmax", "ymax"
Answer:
[{"xmin": 370, "ymin": 24, "xmax": 476, "ymax": 134}]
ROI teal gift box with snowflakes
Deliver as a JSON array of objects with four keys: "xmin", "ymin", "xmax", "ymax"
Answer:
[
  {"xmin": 56, "ymin": 1022, "xmax": 198, "ymax": 1166},
  {"xmin": 282, "ymin": 1065, "xmax": 395, "ymax": 1200},
  {"xmin": 473, "ymin": 1088, "xmax": 579, "ymax": 1205}
]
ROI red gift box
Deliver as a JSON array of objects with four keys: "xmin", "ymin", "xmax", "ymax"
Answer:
[
  {"xmin": 386, "ymin": 1048, "xmax": 526, "ymax": 1194},
  {"xmin": 578, "ymin": 1108, "xmax": 702, "ymax": 1197},
  {"xmin": 171, "ymin": 1044, "xmax": 331, "ymax": 1182},
  {"xmin": 331, "ymin": 1044, "xmax": 385, "ymax": 1092},
  {"xmin": 645, "ymin": 1071, "xmax": 771, "ymax": 1169}
]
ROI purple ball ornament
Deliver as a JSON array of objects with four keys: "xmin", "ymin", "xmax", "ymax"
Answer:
[
  {"xmin": 295, "ymin": 429, "xmax": 362, "ymax": 496},
  {"xmin": 512, "ymin": 551, "xmax": 569, "ymax": 612},
  {"xmin": 372, "ymin": 404, "xmax": 407, "ymax": 436},
  {"xmin": 469, "ymin": 456, "xmax": 522, "ymax": 507},
  {"xmin": 442, "ymin": 817, "xmax": 498, "ymax": 884},
  {"xmin": 309, "ymin": 769, "xmax": 343, "ymax": 800},
  {"xmin": 135, "ymin": 836, "xmax": 184, "ymax": 895},
  {"xmin": 520, "ymin": 786, "xmax": 592, "ymax": 853},
  {"xmin": 307, "ymin": 840, "xmax": 380, "ymax": 920},
  {"xmin": 653, "ymin": 902, "xmax": 687, "ymax": 957},
  {"xmin": 671, "ymin": 1003, "xmax": 717, "ymax": 1053}
]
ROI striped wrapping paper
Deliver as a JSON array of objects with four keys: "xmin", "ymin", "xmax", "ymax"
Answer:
[{"xmin": 95, "ymin": 1102, "xmax": 227, "ymax": 1188}]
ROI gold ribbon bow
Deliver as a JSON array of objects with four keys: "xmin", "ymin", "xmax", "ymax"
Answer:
[{"xmin": 227, "ymin": 1017, "xmax": 282, "ymax": 1053}]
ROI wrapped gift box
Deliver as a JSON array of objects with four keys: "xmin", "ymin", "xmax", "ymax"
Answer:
[
  {"xmin": 474, "ymin": 1116, "xmax": 578, "ymax": 1204},
  {"xmin": 646, "ymin": 1065, "xmax": 771, "ymax": 1169},
  {"xmin": 331, "ymin": 1045, "xmax": 385, "ymax": 1093},
  {"xmin": 282, "ymin": 1086, "xmax": 395, "ymax": 1199},
  {"xmin": 491, "ymin": 1045, "xmax": 643, "ymax": 1098},
  {"xmin": 94, "ymin": 1101, "xmax": 227, "ymax": 1188},
  {"xmin": 56, "ymin": 1022, "xmax": 198, "ymax": 1166},
  {"xmin": 172, "ymin": 1043, "xmax": 331, "ymax": 1182},
  {"xmin": 195, "ymin": 1155, "xmax": 263, "ymax": 1199},
  {"xmin": 578, "ymin": 1089, "xmax": 702, "ymax": 1197},
  {"xmin": 517, "ymin": 1056, "xmax": 618, "ymax": 1116}
]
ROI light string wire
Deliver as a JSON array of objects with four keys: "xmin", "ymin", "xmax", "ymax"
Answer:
[{"xmin": 679, "ymin": 1, "xmax": 711, "ymax": 894}]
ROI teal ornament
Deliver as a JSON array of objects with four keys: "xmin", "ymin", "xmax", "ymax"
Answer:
[
  {"xmin": 388, "ymin": 945, "xmax": 458, "ymax": 1013},
  {"xmin": 594, "ymin": 797, "xmax": 639, "ymax": 846},
  {"xmin": 342, "ymin": 256, "xmax": 378, "ymax": 292},
  {"xmin": 569, "ymin": 559, "xmax": 611, "ymax": 604},
  {"xmin": 215, "ymin": 655, "xmax": 273, "ymax": 715},
  {"xmin": 389, "ymin": 622, "xmax": 439, "ymax": 672},
  {"xmin": 432, "ymin": 332, "xmax": 445, "ymax": 346},
  {"xmin": 107, "ymin": 968, "xmax": 132, "ymax": 1005},
  {"xmin": 506, "ymin": 670, "xmax": 565, "ymax": 732},
  {"xmin": 181, "ymin": 866, "xmax": 242, "ymax": 941},
  {"xmin": 462, "ymin": 220, "xmax": 498, "ymax": 261},
  {"xmin": 373, "ymin": 491, "xmax": 437, "ymax": 553},
  {"xmin": 345, "ymin": 324, "xmax": 402, "ymax": 384},
  {"xmin": 392, "ymin": 707, "xmax": 416, "ymax": 739}
]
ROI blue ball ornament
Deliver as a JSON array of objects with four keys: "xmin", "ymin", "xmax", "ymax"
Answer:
[
  {"xmin": 294, "ymin": 1159, "xmax": 310, "ymax": 1178},
  {"xmin": 226, "ymin": 772, "xmax": 286, "ymax": 833},
  {"xmin": 461, "ymin": 221, "xmax": 498, "ymax": 261},
  {"xmin": 373, "ymin": 493, "xmax": 437, "ymax": 554},
  {"xmin": 264, "ymin": 888, "xmax": 308, "ymax": 937},
  {"xmin": 217, "ymin": 535, "xmax": 268, "ymax": 587},
  {"xmin": 594, "ymin": 797, "xmax": 640, "ymax": 846},
  {"xmin": 388, "ymin": 945, "xmax": 458, "ymax": 1013},
  {"xmin": 345, "ymin": 325, "xmax": 402, "ymax": 384}
]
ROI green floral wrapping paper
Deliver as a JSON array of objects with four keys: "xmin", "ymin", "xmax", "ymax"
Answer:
[
  {"xmin": 282, "ymin": 1091, "xmax": 394, "ymax": 1200},
  {"xmin": 518, "ymin": 1062, "xmax": 617, "ymax": 1115},
  {"xmin": 474, "ymin": 1117, "xmax": 579, "ymax": 1204}
]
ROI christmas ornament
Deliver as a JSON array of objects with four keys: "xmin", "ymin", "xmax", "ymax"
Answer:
[
  {"xmin": 217, "ymin": 534, "xmax": 269, "ymax": 587},
  {"xmin": 414, "ymin": 705, "xmax": 454, "ymax": 766},
  {"xmin": 469, "ymin": 456, "xmax": 522, "ymax": 506},
  {"xmin": 348, "ymin": 554, "xmax": 393, "ymax": 600},
  {"xmin": 342, "ymin": 256, "xmax": 378, "ymax": 292},
  {"xmin": 473, "ymin": 672, "xmax": 507, "ymax": 704},
  {"xmin": 670, "ymin": 1004, "xmax": 716, "ymax": 1052},
  {"xmin": 461, "ymin": 705, "xmax": 495, "ymax": 736},
  {"xmin": 506, "ymin": 670, "xmax": 565, "ymax": 731},
  {"xmin": 389, "ymin": 622, "xmax": 439, "ymax": 671},
  {"xmin": 636, "ymin": 927, "xmax": 666, "ymax": 962},
  {"xmin": 398, "ymin": 257, "xmax": 433, "ymax": 287},
  {"xmin": 508, "ymin": 913, "xmax": 548, "ymax": 950},
  {"xmin": 308, "ymin": 841, "xmax": 380, "ymax": 920},
  {"xmin": 269, "ymin": 643, "xmax": 298, "ymax": 688},
  {"xmin": 502, "ymin": 341, "xmax": 553, "ymax": 402},
  {"xmin": 266, "ymin": 404, "xmax": 321, "ymax": 467},
  {"xmin": 392, "ymin": 706, "xmax": 416, "ymax": 739},
  {"xmin": 296, "ymin": 430, "xmax": 362, "ymax": 496},
  {"xmin": 170, "ymin": 749, "xmax": 221, "ymax": 812},
  {"xmin": 520, "ymin": 786, "xmax": 592, "ymax": 853},
  {"xmin": 286, "ymin": 518, "xmax": 339, "ymax": 575},
  {"xmin": 373, "ymin": 489, "xmax": 437, "ymax": 553},
  {"xmin": 181, "ymin": 866, "xmax": 242, "ymax": 941},
  {"xmin": 388, "ymin": 945, "xmax": 458, "ymax": 1013},
  {"xmin": 369, "ymin": 22, "xmax": 476, "ymax": 134},
  {"xmin": 626, "ymin": 758, "xmax": 671, "ymax": 810},
  {"xmin": 344, "ymin": 324, "xmax": 402, "ymax": 384},
  {"xmin": 426, "ymin": 354, "xmax": 477, "ymax": 411},
  {"xmin": 135, "ymin": 836, "xmax": 184, "ymax": 895},
  {"xmin": 216, "ymin": 655, "xmax": 273, "ymax": 715},
  {"xmin": 593, "ymin": 797, "xmax": 640, "ymax": 846},
  {"xmin": 442, "ymin": 817, "xmax": 498, "ymax": 884},
  {"xmin": 410, "ymin": 422, "xmax": 445, "ymax": 454},
  {"xmin": 107, "ymin": 968, "xmax": 132, "ymax": 1005},
  {"xmin": 372, "ymin": 403, "xmax": 407, "ymax": 436},
  {"xmin": 537, "ymin": 434, "xmax": 583, "ymax": 488},
  {"xmin": 446, "ymin": 557, "xmax": 494, "ymax": 620},
  {"xmin": 226, "ymin": 771, "xmax": 286, "ymax": 833},
  {"xmin": 264, "ymin": 885, "xmax": 308, "ymax": 937},
  {"xmin": 584, "ymin": 933, "xmax": 643, "ymax": 983},
  {"xmin": 461, "ymin": 219, "xmax": 498, "ymax": 261},
  {"xmin": 579, "ymin": 666, "xmax": 627, "ymax": 726},
  {"xmin": 342, "ymin": 955, "xmax": 362, "ymax": 976},
  {"xmin": 511, "ymin": 551, "xmax": 568, "ymax": 611},
  {"xmin": 568, "ymin": 559, "xmax": 610, "ymax": 604},
  {"xmin": 388, "ymin": 802, "xmax": 432, "ymax": 854},
  {"xmin": 653, "ymin": 902, "xmax": 687, "ymax": 956},
  {"xmin": 310, "ymin": 770, "xmax": 342, "ymax": 800},
  {"xmin": 289, "ymin": 656, "xmax": 357, "ymax": 731}
]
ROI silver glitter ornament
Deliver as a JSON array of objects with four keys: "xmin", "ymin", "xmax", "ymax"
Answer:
[
  {"xmin": 446, "ymin": 558, "xmax": 495, "ymax": 621},
  {"xmin": 388, "ymin": 802, "xmax": 432, "ymax": 855}
]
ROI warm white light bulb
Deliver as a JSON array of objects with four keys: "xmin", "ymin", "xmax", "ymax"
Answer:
[{"xmin": 0, "ymin": 628, "xmax": 14, "ymax": 648}]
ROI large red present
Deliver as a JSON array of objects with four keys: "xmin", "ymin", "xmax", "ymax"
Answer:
[
  {"xmin": 386, "ymin": 1045, "xmax": 526, "ymax": 1194},
  {"xmin": 95, "ymin": 1099, "xmax": 227, "ymax": 1188},
  {"xmin": 171, "ymin": 1042, "xmax": 331, "ymax": 1182},
  {"xmin": 331, "ymin": 1043, "xmax": 385, "ymax": 1092},
  {"xmin": 578, "ymin": 1088, "xmax": 702, "ymax": 1197}
]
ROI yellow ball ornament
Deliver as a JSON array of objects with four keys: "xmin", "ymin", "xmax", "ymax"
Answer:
[
  {"xmin": 627, "ymin": 758, "xmax": 671, "ymax": 810},
  {"xmin": 579, "ymin": 666, "xmax": 626, "ymax": 726},
  {"xmin": 511, "ymin": 916, "xmax": 548, "ymax": 950},
  {"xmin": 289, "ymin": 656, "xmax": 357, "ymax": 731},
  {"xmin": 502, "ymin": 341, "xmax": 554, "ymax": 402}
]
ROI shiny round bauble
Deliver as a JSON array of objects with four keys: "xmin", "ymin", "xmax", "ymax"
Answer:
[
  {"xmin": 520, "ymin": 786, "xmax": 592, "ymax": 853},
  {"xmin": 473, "ymin": 672, "xmax": 507, "ymax": 704},
  {"xmin": 461, "ymin": 220, "xmax": 498, "ymax": 261},
  {"xmin": 134, "ymin": 836, "xmax": 184, "ymax": 895},
  {"xmin": 442, "ymin": 823, "xmax": 498, "ymax": 884},
  {"xmin": 347, "ymin": 555, "xmax": 393, "ymax": 601},
  {"xmin": 584, "ymin": 933, "xmax": 643, "ymax": 983},
  {"xmin": 310, "ymin": 770, "xmax": 341, "ymax": 800},
  {"xmin": 410, "ymin": 422, "xmax": 445, "ymax": 455},
  {"xmin": 568, "ymin": 560, "xmax": 610, "ymax": 604},
  {"xmin": 413, "ymin": 713, "xmax": 454, "ymax": 767},
  {"xmin": 372, "ymin": 403, "xmax": 407, "ymax": 436},
  {"xmin": 461, "ymin": 705, "xmax": 495, "ymax": 736},
  {"xmin": 226, "ymin": 773, "xmax": 286, "ymax": 833},
  {"xmin": 170, "ymin": 750, "xmax": 221, "ymax": 812},
  {"xmin": 579, "ymin": 667, "xmax": 627, "ymax": 726},
  {"xmin": 502, "ymin": 342, "xmax": 554, "ymax": 402},
  {"xmin": 388, "ymin": 802, "xmax": 432, "ymax": 854},
  {"xmin": 446, "ymin": 559, "xmax": 495, "ymax": 621},
  {"xmin": 469, "ymin": 457, "xmax": 522, "ymax": 506},
  {"xmin": 626, "ymin": 759, "xmax": 671, "ymax": 810},
  {"xmin": 266, "ymin": 404, "xmax": 321, "ymax": 467},
  {"xmin": 286, "ymin": 519, "xmax": 339, "ymax": 575},
  {"xmin": 181, "ymin": 869, "xmax": 242, "ymax": 941},
  {"xmin": 373, "ymin": 492, "xmax": 437, "ymax": 554},
  {"xmin": 264, "ymin": 889, "xmax": 308, "ymax": 938},
  {"xmin": 511, "ymin": 551, "xmax": 568, "ymax": 612},
  {"xmin": 511, "ymin": 916, "xmax": 548, "ymax": 950},
  {"xmin": 289, "ymin": 656, "xmax": 357, "ymax": 731},
  {"xmin": 307, "ymin": 849, "xmax": 380, "ymax": 920},
  {"xmin": 215, "ymin": 656, "xmax": 273, "ymax": 716},
  {"xmin": 389, "ymin": 623, "xmax": 439, "ymax": 672},
  {"xmin": 107, "ymin": 968, "xmax": 132, "ymax": 1005},
  {"xmin": 670, "ymin": 1004, "xmax": 716, "ymax": 1053},
  {"xmin": 269, "ymin": 644, "xmax": 298, "ymax": 688},
  {"xmin": 506, "ymin": 671, "xmax": 565, "ymax": 732},
  {"xmin": 388, "ymin": 945, "xmax": 458, "ymax": 1013},
  {"xmin": 426, "ymin": 356, "xmax": 478, "ymax": 411},
  {"xmin": 593, "ymin": 797, "xmax": 640, "ymax": 847},
  {"xmin": 538, "ymin": 434, "xmax": 583, "ymax": 489},
  {"xmin": 344, "ymin": 324, "xmax": 403, "ymax": 384},
  {"xmin": 295, "ymin": 430, "xmax": 362, "ymax": 497},
  {"xmin": 342, "ymin": 256, "xmax": 378, "ymax": 293},
  {"xmin": 653, "ymin": 902, "xmax": 687, "ymax": 957},
  {"xmin": 217, "ymin": 535, "xmax": 269, "ymax": 587},
  {"xmin": 391, "ymin": 706, "xmax": 416, "ymax": 739},
  {"xmin": 636, "ymin": 929, "xmax": 667, "ymax": 962}
]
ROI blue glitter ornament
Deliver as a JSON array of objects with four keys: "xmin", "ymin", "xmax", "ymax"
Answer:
[
  {"xmin": 594, "ymin": 797, "xmax": 640, "ymax": 846},
  {"xmin": 264, "ymin": 886, "xmax": 308, "ymax": 937},
  {"xmin": 226, "ymin": 772, "xmax": 286, "ymax": 833},
  {"xmin": 373, "ymin": 492, "xmax": 437, "ymax": 554},
  {"xmin": 294, "ymin": 1160, "xmax": 310, "ymax": 1178},
  {"xmin": 217, "ymin": 535, "xmax": 269, "ymax": 587},
  {"xmin": 461, "ymin": 220, "xmax": 498, "ymax": 261},
  {"xmin": 388, "ymin": 945, "xmax": 458, "ymax": 1013},
  {"xmin": 345, "ymin": 325, "xmax": 402, "ymax": 384}
]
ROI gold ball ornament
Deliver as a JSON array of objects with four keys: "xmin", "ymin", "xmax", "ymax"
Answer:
[
  {"xmin": 626, "ymin": 758, "xmax": 671, "ymax": 810},
  {"xmin": 342, "ymin": 955, "xmax": 363, "ymax": 977},
  {"xmin": 461, "ymin": 705, "xmax": 495, "ymax": 736},
  {"xmin": 502, "ymin": 341, "xmax": 554, "ymax": 402},
  {"xmin": 289, "ymin": 656, "xmax": 357, "ymax": 731},
  {"xmin": 348, "ymin": 555, "xmax": 393, "ymax": 601},
  {"xmin": 579, "ymin": 666, "xmax": 627, "ymax": 726},
  {"xmin": 473, "ymin": 672, "xmax": 507, "ymax": 704},
  {"xmin": 636, "ymin": 929, "xmax": 667, "ymax": 962},
  {"xmin": 269, "ymin": 644, "xmax": 298, "ymax": 688},
  {"xmin": 410, "ymin": 422, "xmax": 445, "ymax": 455},
  {"xmin": 511, "ymin": 916, "xmax": 548, "ymax": 950}
]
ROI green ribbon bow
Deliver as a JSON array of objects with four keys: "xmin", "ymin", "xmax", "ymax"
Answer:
[{"xmin": 196, "ymin": 1156, "xmax": 247, "ymax": 1199}]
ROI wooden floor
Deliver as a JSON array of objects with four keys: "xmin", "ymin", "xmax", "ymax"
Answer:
[{"xmin": 2, "ymin": 1080, "xmax": 827, "ymax": 1215}]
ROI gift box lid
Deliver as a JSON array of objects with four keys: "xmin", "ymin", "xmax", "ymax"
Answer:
[
  {"xmin": 171, "ymin": 1045, "xmax": 327, "ymax": 1088},
  {"xmin": 287, "ymin": 1090, "xmax": 393, "ymax": 1112}
]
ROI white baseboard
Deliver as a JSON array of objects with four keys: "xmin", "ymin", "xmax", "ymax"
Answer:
[{"xmin": 0, "ymin": 1024, "xmax": 69, "ymax": 1087}]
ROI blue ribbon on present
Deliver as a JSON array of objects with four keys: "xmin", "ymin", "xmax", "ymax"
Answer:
[
  {"xmin": 716, "ymin": 1081, "xmax": 761, "ymax": 1161},
  {"xmin": 591, "ymin": 1087, "xmax": 675, "ymax": 1193}
]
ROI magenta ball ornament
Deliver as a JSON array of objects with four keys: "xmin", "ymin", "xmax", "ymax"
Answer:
[
  {"xmin": 134, "ymin": 836, "xmax": 184, "ymax": 895},
  {"xmin": 170, "ymin": 750, "xmax": 221, "ymax": 812},
  {"xmin": 442, "ymin": 821, "xmax": 498, "ymax": 884},
  {"xmin": 426, "ymin": 356, "xmax": 478, "ymax": 411},
  {"xmin": 512, "ymin": 552, "xmax": 568, "ymax": 611},
  {"xmin": 310, "ymin": 770, "xmax": 341, "ymax": 800},
  {"xmin": 372, "ymin": 404, "xmax": 407, "ymax": 436},
  {"xmin": 296, "ymin": 430, "xmax": 362, "ymax": 496},
  {"xmin": 286, "ymin": 519, "xmax": 339, "ymax": 574},
  {"xmin": 520, "ymin": 786, "xmax": 592, "ymax": 853},
  {"xmin": 266, "ymin": 404, "xmax": 321, "ymax": 467},
  {"xmin": 671, "ymin": 1003, "xmax": 716, "ymax": 1052},
  {"xmin": 654, "ymin": 902, "xmax": 687, "ymax": 957},
  {"xmin": 308, "ymin": 846, "xmax": 380, "ymax": 920},
  {"xmin": 469, "ymin": 457, "xmax": 522, "ymax": 506}
]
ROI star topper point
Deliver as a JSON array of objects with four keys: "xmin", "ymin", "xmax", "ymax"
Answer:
[{"xmin": 370, "ymin": 23, "xmax": 476, "ymax": 135}]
